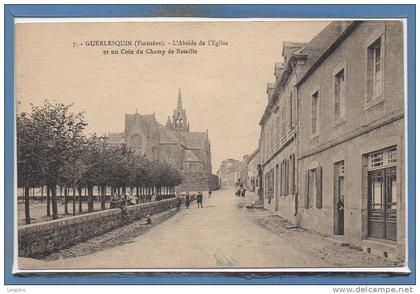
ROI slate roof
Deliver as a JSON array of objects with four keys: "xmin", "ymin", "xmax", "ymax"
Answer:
[
  {"xmin": 183, "ymin": 149, "xmax": 203, "ymax": 163},
  {"xmin": 175, "ymin": 131, "xmax": 208, "ymax": 149},
  {"xmin": 260, "ymin": 21, "xmax": 358, "ymax": 126}
]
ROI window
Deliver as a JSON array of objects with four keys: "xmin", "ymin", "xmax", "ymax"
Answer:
[
  {"xmin": 281, "ymin": 106, "xmax": 286, "ymax": 139},
  {"xmin": 285, "ymin": 160, "xmax": 289, "ymax": 195},
  {"xmin": 288, "ymin": 92, "xmax": 293, "ymax": 130},
  {"xmin": 289, "ymin": 154, "xmax": 295, "ymax": 195},
  {"xmin": 311, "ymin": 89, "xmax": 320, "ymax": 136},
  {"xmin": 368, "ymin": 146, "xmax": 397, "ymax": 170},
  {"xmin": 367, "ymin": 37, "xmax": 384, "ymax": 102},
  {"xmin": 334, "ymin": 68, "xmax": 346, "ymax": 120},
  {"xmin": 304, "ymin": 166, "xmax": 322, "ymax": 209},
  {"xmin": 275, "ymin": 114, "xmax": 280, "ymax": 145}
]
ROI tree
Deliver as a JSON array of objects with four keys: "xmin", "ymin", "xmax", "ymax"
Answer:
[
  {"xmin": 17, "ymin": 112, "xmax": 43, "ymax": 224},
  {"xmin": 27, "ymin": 100, "xmax": 86, "ymax": 219}
]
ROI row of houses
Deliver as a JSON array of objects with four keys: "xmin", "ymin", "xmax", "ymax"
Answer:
[{"xmin": 237, "ymin": 21, "xmax": 405, "ymax": 259}]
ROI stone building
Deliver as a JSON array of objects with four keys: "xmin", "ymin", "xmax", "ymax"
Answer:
[
  {"xmin": 259, "ymin": 41, "xmax": 308, "ymax": 220},
  {"xmin": 216, "ymin": 159, "xmax": 241, "ymax": 189},
  {"xmin": 238, "ymin": 154, "xmax": 250, "ymax": 187},
  {"xmin": 258, "ymin": 21, "xmax": 405, "ymax": 259},
  {"xmin": 244, "ymin": 149, "xmax": 260, "ymax": 192},
  {"xmin": 107, "ymin": 89, "xmax": 214, "ymax": 192},
  {"xmin": 296, "ymin": 21, "xmax": 405, "ymax": 258}
]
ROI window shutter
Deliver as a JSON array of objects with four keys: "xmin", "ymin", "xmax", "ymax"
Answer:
[
  {"xmin": 316, "ymin": 166, "xmax": 323, "ymax": 209},
  {"xmin": 304, "ymin": 170, "xmax": 309, "ymax": 209},
  {"xmin": 380, "ymin": 34, "xmax": 386, "ymax": 96},
  {"xmin": 289, "ymin": 157, "xmax": 294, "ymax": 195}
]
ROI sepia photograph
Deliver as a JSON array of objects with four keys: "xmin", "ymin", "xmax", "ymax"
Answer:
[{"xmin": 9, "ymin": 12, "xmax": 410, "ymax": 276}]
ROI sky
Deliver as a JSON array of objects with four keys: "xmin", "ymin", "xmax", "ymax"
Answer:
[{"xmin": 15, "ymin": 20, "xmax": 329, "ymax": 172}]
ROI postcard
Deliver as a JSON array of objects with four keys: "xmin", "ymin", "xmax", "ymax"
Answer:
[{"xmin": 13, "ymin": 18, "xmax": 407, "ymax": 273}]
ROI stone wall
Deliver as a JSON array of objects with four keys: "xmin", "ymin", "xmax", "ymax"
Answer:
[
  {"xmin": 176, "ymin": 171, "xmax": 210, "ymax": 192},
  {"xmin": 18, "ymin": 197, "xmax": 191, "ymax": 258},
  {"xmin": 208, "ymin": 174, "xmax": 219, "ymax": 191}
]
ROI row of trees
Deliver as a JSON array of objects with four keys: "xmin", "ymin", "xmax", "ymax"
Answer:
[{"xmin": 17, "ymin": 100, "xmax": 184, "ymax": 224}]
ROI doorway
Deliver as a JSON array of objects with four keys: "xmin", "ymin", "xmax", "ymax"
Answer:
[
  {"xmin": 334, "ymin": 161, "xmax": 345, "ymax": 235},
  {"xmin": 366, "ymin": 146, "xmax": 397, "ymax": 241},
  {"xmin": 368, "ymin": 166, "xmax": 397, "ymax": 241}
]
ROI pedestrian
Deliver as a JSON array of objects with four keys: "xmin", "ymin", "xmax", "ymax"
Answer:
[
  {"xmin": 115, "ymin": 195, "xmax": 127, "ymax": 215},
  {"xmin": 127, "ymin": 191, "xmax": 135, "ymax": 206},
  {"xmin": 110, "ymin": 194, "xmax": 118, "ymax": 209},
  {"xmin": 208, "ymin": 190, "xmax": 212, "ymax": 199},
  {"xmin": 197, "ymin": 191, "xmax": 203, "ymax": 208},
  {"xmin": 235, "ymin": 183, "xmax": 240, "ymax": 197},
  {"xmin": 185, "ymin": 191, "xmax": 190, "ymax": 209},
  {"xmin": 176, "ymin": 192, "xmax": 182, "ymax": 210},
  {"xmin": 151, "ymin": 192, "xmax": 156, "ymax": 202},
  {"xmin": 241, "ymin": 187, "xmax": 246, "ymax": 197},
  {"xmin": 337, "ymin": 196, "xmax": 345, "ymax": 235}
]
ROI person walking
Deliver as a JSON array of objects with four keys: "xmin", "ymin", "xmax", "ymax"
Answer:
[
  {"xmin": 197, "ymin": 191, "xmax": 203, "ymax": 208},
  {"xmin": 208, "ymin": 190, "xmax": 212, "ymax": 199},
  {"xmin": 241, "ymin": 186, "xmax": 247, "ymax": 198},
  {"xmin": 185, "ymin": 191, "xmax": 190, "ymax": 209}
]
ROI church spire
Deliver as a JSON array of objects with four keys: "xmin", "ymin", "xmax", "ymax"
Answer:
[
  {"xmin": 171, "ymin": 88, "xmax": 188, "ymax": 132},
  {"xmin": 177, "ymin": 88, "xmax": 182, "ymax": 110}
]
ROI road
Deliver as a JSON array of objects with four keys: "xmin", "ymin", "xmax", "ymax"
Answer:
[{"xmin": 19, "ymin": 189, "xmax": 397, "ymax": 269}]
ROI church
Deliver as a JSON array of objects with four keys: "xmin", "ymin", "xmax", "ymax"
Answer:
[{"xmin": 107, "ymin": 89, "xmax": 216, "ymax": 191}]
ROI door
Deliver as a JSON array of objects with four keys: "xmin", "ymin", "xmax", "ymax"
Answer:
[
  {"xmin": 334, "ymin": 161, "xmax": 345, "ymax": 235},
  {"xmin": 368, "ymin": 166, "xmax": 397, "ymax": 241}
]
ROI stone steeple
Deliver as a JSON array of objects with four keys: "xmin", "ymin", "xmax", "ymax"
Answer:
[
  {"xmin": 171, "ymin": 88, "xmax": 189, "ymax": 132},
  {"xmin": 177, "ymin": 88, "xmax": 183, "ymax": 110}
]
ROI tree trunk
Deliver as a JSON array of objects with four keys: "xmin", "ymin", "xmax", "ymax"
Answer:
[
  {"xmin": 64, "ymin": 186, "xmax": 69, "ymax": 214},
  {"xmin": 51, "ymin": 185, "xmax": 58, "ymax": 220},
  {"xmin": 101, "ymin": 186, "xmax": 106, "ymax": 210},
  {"xmin": 73, "ymin": 186, "xmax": 76, "ymax": 216},
  {"xmin": 24, "ymin": 186, "xmax": 30, "ymax": 224},
  {"xmin": 87, "ymin": 185, "xmax": 94, "ymax": 213},
  {"xmin": 40, "ymin": 186, "xmax": 44, "ymax": 203},
  {"xmin": 78, "ymin": 186, "xmax": 83, "ymax": 213},
  {"xmin": 46, "ymin": 185, "xmax": 51, "ymax": 216}
]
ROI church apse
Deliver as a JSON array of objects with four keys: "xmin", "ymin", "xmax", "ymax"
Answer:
[{"xmin": 106, "ymin": 88, "xmax": 217, "ymax": 192}]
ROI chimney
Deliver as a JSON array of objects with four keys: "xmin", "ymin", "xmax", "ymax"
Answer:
[
  {"xmin": 267, "ymin": 83, "xmax": 275, "ymax": 102},
  {"xmin": 274, "ymin": 63, "xmax": 284, "ymax": 84}
]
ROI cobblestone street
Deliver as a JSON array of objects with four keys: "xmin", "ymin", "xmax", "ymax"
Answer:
[{"xmin": 19, "ymin": 189, "xmax": 401, "ymax": 270}]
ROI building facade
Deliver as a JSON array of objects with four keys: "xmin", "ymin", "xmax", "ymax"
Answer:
[
  {"xmin": 216, "ymin": 159, "xmax": 241, "ymax": 189},
  {"xmin": 257, "ymin": 21, "xmax": 405, "ymax": 259},
  {"xmin": 259, "ymin": 42, "xmax": 306, "ymax": 221},
  {"xmin": 107, "ymin": 89, "xmax": 214, "ymax": 192},
  {"xmin": 296, "ymin": 21, "xmax": 405, "ymax": 258},
  {"xmin": 244, "ymin": 149, "xmax": 260, "ymax": 192}
]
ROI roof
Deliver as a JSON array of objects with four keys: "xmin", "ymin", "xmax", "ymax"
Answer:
[
  {"xmin": 183, "ymin": 149, "xmax": 203, "ymax": 163},
  {"xmin": 156, "ymin": 124, "xmax": 179, "ymax": 144},
  {"xmin": 175, "ymin": 131, "xmax": 208, "ymax": 149},
  {"xmin": 296, "ymin": 21, "xmax": 359, "ymax": 86},
  {"xmin": 246, "ymin": 148, "xmax": 259, "ymax": 164},
  {"xmin": 259, "ymin": 21, "xmax": 358, "ymax": 126}
]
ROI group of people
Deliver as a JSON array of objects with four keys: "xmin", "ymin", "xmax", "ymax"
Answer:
[
  {"xmin": 235, "ymin": 182, "xmax": 247, "ymax": 197},
  {"xmin": 109, "ymin": 191, "xmax": 165, "ymax": 209},
  {"xmin": 181, "ymin": 190, "xmax": 212, "ymax": 209},
  {"xmin": 109, "ymin": 190, "xmax": 214, "ymax": 211}
]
